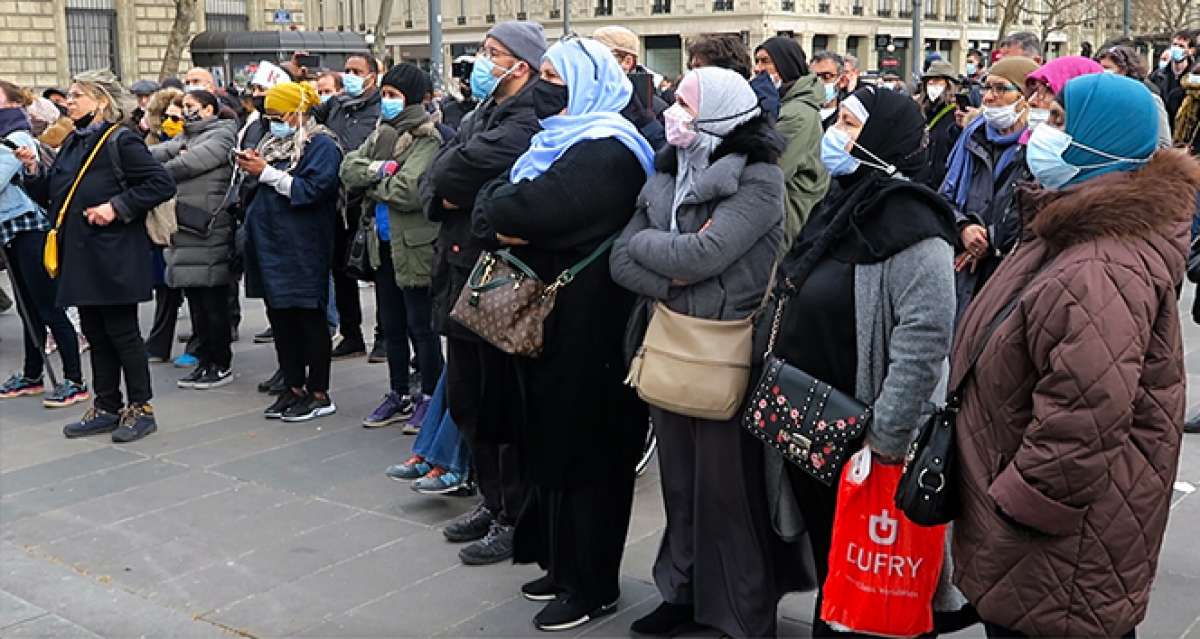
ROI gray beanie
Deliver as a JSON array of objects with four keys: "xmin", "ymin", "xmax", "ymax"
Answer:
[{"xmin": 486, "ymin": 20, "xmax": 547, "ymax": 69}]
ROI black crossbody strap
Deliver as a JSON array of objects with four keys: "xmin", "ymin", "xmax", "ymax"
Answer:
[{"xmin": 948, "ymin": 256, "xmax": 1050, "ymax": 405}]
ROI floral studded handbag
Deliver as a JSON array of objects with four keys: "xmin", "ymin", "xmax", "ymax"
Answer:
[
  {"xmin": 742, "ymin": 288, "xmax": 871, "ymax": 486},
  {"xmin": 449, "ymin": 236, "xmax": 616, "ymax": 358}
]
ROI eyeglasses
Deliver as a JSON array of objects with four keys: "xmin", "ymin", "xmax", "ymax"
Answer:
[
  {"xmin": 814, "ymin": 71, "xmax": 838, "ymax": 82},
  {"xmin": 982, "ymin": 82, "xmax": 1019, "ymax": 96},
  {"xmin": 480, "ymin": 45, "xmax": 516, "ymax": 61},
  {"xmin": 66, "ymin": 91, "xmax": 88, "ymax": 100}
]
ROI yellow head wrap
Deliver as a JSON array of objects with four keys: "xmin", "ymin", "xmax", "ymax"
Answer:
[{"xmin": 265, "ymin": 81, "xmax": 319, "ymax": 114}]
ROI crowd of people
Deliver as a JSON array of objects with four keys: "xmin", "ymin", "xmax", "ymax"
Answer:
[{"xmin": 2, "ymin": 22, "xmax": 1200, "ymax": 637}]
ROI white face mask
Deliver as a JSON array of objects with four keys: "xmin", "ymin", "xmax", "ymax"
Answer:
[
  {"xmin": 926, "ymin": 84, "xmax": 946, "ymax": 102},
  {"xmin": 983, "ymin": 102, "xmax": 1023, "ymax": 130},
  {"xmin": 1027, "ymin": 107, "xmax": 1050, "ymax": 130},
  {"xmin": 1026, "ymin": 124, "xmax": 1149, "ymax": 189}
]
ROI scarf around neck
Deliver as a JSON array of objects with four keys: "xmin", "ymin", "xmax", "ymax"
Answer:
[
  {"xmin": 256, "ymin": 117, "xmax": 340, "ymax": 172},
  {"xmin": 0, "ymin": 107, "xmax": 30, "ymax": 138},
  {"xmin": 941, "ymin": 115, "xmax": 1024, "ymax": 209}
]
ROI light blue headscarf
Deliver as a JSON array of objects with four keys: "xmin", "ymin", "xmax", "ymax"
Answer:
[
  {"xmin": 1060, "ymin": 73, "xmax": 1157, "ymax": 187},
  {"xmin": 509, "ymin": 37, "xmax": 655, "ymax": 183}
]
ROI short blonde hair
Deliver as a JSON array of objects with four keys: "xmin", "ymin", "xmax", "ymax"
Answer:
[{"xmin": 71, "ymin": 68, "xmax": 130, "ymax": 123}]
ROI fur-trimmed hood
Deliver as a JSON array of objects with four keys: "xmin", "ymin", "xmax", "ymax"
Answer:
[
  {"xmin": 653, "ymin": 115, "xmax": 785, "ymax": 174},
  {"xmin": 1023, "ymin": 149, "xmax": 1200, "ymax": 252}
]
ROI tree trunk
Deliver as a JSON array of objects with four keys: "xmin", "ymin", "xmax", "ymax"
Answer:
[
  {"xmin": 159, "ymin": 0, "xmax": 198, "ymax": 81},
  {"xmin": 373, "ymin": 0, "xmax": 395, "ymax": 62}
]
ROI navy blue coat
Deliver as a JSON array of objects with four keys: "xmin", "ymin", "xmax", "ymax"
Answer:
[
  {"xmin": 25, "ymin": 122, "xmax": 176, "ymax": 307},
  {"xmin": 243, "ymin": 134, "xmax": 342, "ymax": 309}
]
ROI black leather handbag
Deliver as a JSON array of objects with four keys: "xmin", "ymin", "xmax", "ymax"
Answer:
[
  {"xmin": 896, "ymin": 259, "xmax": 1048, "ymax": 526},
  {"xmin": 742, "ymin": 291, "xmax": 871, "ymax": 486},
  {"xmin": 344, "ymin": 215, "xmax": 375, "ymax": 282}
]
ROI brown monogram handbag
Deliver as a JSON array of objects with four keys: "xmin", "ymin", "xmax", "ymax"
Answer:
[{"xmin": 448, "ymin": 237, "xmax": 616, "ymax": 358}]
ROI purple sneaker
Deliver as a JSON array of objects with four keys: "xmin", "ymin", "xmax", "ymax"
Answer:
[
  {"xmin": 403, "ymin": 393, "xmax": 430, "ymax": 435},
  {"xmin": 362, "ymin": 392, "xmax": 414, "ymax": 429}
]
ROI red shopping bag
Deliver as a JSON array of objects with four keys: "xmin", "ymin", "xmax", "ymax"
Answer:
[{"xmin": 820, "ymin": 448, "xmax": 946, "ymax": 637}]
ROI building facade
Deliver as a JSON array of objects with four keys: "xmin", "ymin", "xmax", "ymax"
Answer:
[{"xmin": 0, "ymin": 0, "xmax": 307, "ymax": 90}]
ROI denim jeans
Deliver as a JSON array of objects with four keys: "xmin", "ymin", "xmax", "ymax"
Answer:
[{"xmin": 412, "ymin": 371, "xmax": 468, "ymax": 475}]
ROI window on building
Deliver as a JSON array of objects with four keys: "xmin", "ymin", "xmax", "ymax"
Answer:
[
  {"xmin": 595, "ymin": 0, "xmax": 613, "ymax": 15},
  {"xmin": 66, "ymin": 0, "xmax": 119, "ymax": 76},
  {"xmin": 876, "ymin": 0, "xmax": 892, "ymax": 17},
  {"xmin": 984, "ymin": 0, "xmax": 996, "ymax": 22},
  {"xmin": 944, "ymin": 0, "xmax": 956, "ymax": 19},
  {"xmin": 924, "ymin": 0, "xmax": 938, "ymax": 18},
  {"xmin": 853, "ymin": 0, "xmax": 863, "ymax": 14},
  {"xmin": 206, "ymin": 0, "xmax": 248, "ymax": 32},
  {"xmin": 711, "ymin": 0, "xmax": 733, "ymax": 10},
  {"xmin": 651, "ymin": 0, "xmax": 671, "ymax": 12},
  {"xmin": 812, "ymin": 34, "xmax": 829, "ymax": 51},
  {"xmin": 967, "ymin": 0, "xmax": 980, "ymax": 21}
]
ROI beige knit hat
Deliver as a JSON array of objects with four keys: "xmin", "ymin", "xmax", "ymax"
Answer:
[{"xmin": 592, "ymin": 26, "xmax": 640, "ymax": 58}]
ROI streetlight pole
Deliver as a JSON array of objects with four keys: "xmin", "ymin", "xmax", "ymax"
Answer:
[
  {"xmin": 429, "ymin": 0, "xmax": 443, "ymax": 89},
  {"xmin": 562, "ymin": 0, "xmax": 570, "ymax": 34},
  {"xmin": 911, "ymin": 0, "xmax": 922, "ymax": 85},
  {"xmin": 1123, "ymin": 0, "xmax": 1131, "ymax": 37}
]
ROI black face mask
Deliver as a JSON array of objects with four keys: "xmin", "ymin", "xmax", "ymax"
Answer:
[
  {"xmin": 532, "ymin": 80, "xmax": 569, "ymax": 120},
  {"xmin": 252, "ymin": 95, "xmax": 266, "ymax": 113},
  {"xmin": 72, "ymin": 110, "xmax": 95, "ymax": 130}
]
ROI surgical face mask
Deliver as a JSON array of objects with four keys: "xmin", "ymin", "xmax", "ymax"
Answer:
[
  {"xmin": 983, "ymin": 102, "xmax": 1022, "ymax": 130},
  {"xmin": 185, "ymin": 84, "xmax": 206, "ymax": 93},
  {"xmin": 663, "ymin": 103, "xmax": 697, "ymax": 148},
  {"xmin": 1159, "ymin": 58, "xmax": 1169, "ymax": 70},
  {"xmin": 820, "ymin": 126, "xmax": 860, "ymax": 176},
  {"xmin": 1026, "ymin": 124, "xmax": 1149, "ymax": 189},
  {"xmin": 926, "ymin": 84, "xmax": 946, "ymax": 102},
  {"xmin": 1027, "ymin": 107, "xmax": 1050, "ymax": 130},
  {"xmin": 269, "ymin": 119, "xmax": 296, "ymax": 139},
  {"xmin": 380, "ymin": 96, "xmax": 405, "ymax": 120},
  {"xmin": 1103, "ymin": 67, "xmax": 1119, "ymax": 75},
  {"xmin": 881, "ymin": 82, "xmax": 897, "ymax": 91},
  {"xmin": 470, "ymin": 56, "xmax": 514, "ymax": 100},
  {"xmin": 1171, "ymin": 45, "xmax": 1187, "ymax": 62},
  {"xmin": 823, "ymin": 82, "xmax": 838, "ymax": 103},
  {"xmin": 342, "ymin": 72, "xmax": 366, "ymax": 97},
  {"xmin": 965, "ymin": 62, "xmax": 977, "ymax": 76},
  {"xmin": 318, "ymin": 94, "xmax": 332, "ymax": 104}
]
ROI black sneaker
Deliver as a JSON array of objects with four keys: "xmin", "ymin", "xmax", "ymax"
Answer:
[
  {"xmin": 257, "ymin": 369, "xmax": 285, "ymax": 394},
  {"xmin": 112, "ymin": 404, "xmax": 158, "ymax": 443},
  {"xmin": 331, "ymin": 337, "xmax": 366, "ymax": 360},
  {"xmin": 193, "ymin": 367, "xmax": 233, "ymax": 390},
  {"xmin": 63, "ymin": 407, "xmax": 121, "ymax": 438},
  {"xmin": 630, "ymin": 602, "xmax": 697, "ymax": 636},
  {"xmin": 253, "ymin": 328, "xmax": 274, "ymax": 343},
  {"xmin": 264, "ymin": 390, "xmax": 303, "ymax": 419},
  {"xmin": 177, "ymin": 364, "xmax": 208, "ymax": 389},
  {"xmin": 281, "ymin": 392, "xmax": 337, "ymax": 422},
  {"xmin": 458, "ymin": 521, "xmax": 514, "ymax": 566},
  {"xmin": 522, "ymin": 574, "xmax": 563, "ymax": 602},
  {"xmin": 367, "ymin": 340, "xmax": 387, "ymax": 363},
  {"xmin": 534, "ymin": 595, "xmax": 618, "ymax": 632},
  {"xmin": 443, "ymin": 503, "xmax": 495, "ymax": 543}
]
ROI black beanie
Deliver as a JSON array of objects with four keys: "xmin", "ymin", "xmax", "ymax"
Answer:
[{"xmin": 381, "ymin": 63, "xmax": 428, "ymax": 105}]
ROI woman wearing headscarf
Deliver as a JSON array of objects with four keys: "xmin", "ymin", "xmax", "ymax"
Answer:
[
  {"xmin": 1097, "ymin": 46, "xmax": 1174, "ymax": 149},
  {"xmin": 340, "ymin": 63, "xmax": 444, "ymax": 430},
  {"xmin": 939, "ymin": 56, "xmax": 1038, "ymax": 321},
  {"xmin": 0, "ymin": 80, "xmax": 89, "ymax": 408},
  {"xmin": 769, "ymin": 86, "xmax": 959, "ymax": 637},
  {"xmin": 236, "ymin": 81, "xmax": 343, "ymax": 423},
  {"xmin": 149, "ymin": 89, "xmax": 238, "ymax": 389},
  {"xmin": 754, "ymin": 36, "xmax": 829, "ymax": 247},
  {"xmin": 610, "ymin": 65, "xmax": 805, "ymax": 638},
  {"xmin": 16, "ymin": 70, "xmax": 176, "ymax": 443},
  {"xmin": 469, "ymin": 36, "xmax": 654, "ymax": 632},
  {"xmin": 918, "ymin": 60, "xmax": 961, "ymax": 189},
  {"xmin": 951, "ymin": 73, "xmax": 1198, "ymax": 639},
  {"xmin": 1023, "ymin": 56, "xmax": 1103, "ymax": 145}
]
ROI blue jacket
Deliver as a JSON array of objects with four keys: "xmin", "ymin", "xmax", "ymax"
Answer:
[
  {"xmin": 0, "ymin": 130, "xmax": 44, "ymax": 227},
  {"xmin": 243, "ymin": 133, "xmax": 342, "ymax": 309}
]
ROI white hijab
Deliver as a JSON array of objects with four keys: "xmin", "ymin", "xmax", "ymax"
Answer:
[{"xmin": 671, "ymin": 67, "xmax": 761, "ymax": 231}]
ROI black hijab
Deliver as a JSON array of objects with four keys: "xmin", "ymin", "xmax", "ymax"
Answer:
[
  {"xmin": 781, "ymin": 86, "xmax": 955, "ymax": 285},
  {"xmin": 757, "ymin": 37, "xmax": 809, "ymax": 85}
]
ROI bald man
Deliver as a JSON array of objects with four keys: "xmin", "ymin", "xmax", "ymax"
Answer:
[{"xmin": 184, "ymin": 68, "xmax": 216, "ymax": 92}]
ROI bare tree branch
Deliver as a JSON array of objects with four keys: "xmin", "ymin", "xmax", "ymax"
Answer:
[{"xmin": 160, "ymin": 0, "xmax": 198, "ymax": 81}]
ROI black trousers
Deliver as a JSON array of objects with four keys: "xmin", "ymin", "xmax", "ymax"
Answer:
[
  {"xmin": 184, "ymin": 285, "xmax": 232, "ymax": 369},
  {"xmin": 145, "ymin": 284, "xmax": 182, "ymax": 359},
  {"xmin": 331, "ymin": 207, "xmax": 364, "ymax": 343},
  {"xmin": 445, "ymin": 337, "xmax": 526, "ymax": 525},
  {"xmin": 267, "ymin": 306, "xmax": 331, "ymax": 392},
  {"xmin": 984, "ymin": 622, "xmax": 1135, "ymax": 639},
  {"xmin": 78, "ymin": 304, "xmax": 152, "ymax": 412},
  {"xmin": 5, "ymin": 231, "xmax": 83, "ymax": 383},
  {"xmin": 374, "ymin": 241, "xmax": 442, "ymax": 395}
]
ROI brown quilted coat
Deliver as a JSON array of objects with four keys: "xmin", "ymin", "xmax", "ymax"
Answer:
[{"xmin": 950, "ymin": 150, "xmax": 1200, "ymax": 637}]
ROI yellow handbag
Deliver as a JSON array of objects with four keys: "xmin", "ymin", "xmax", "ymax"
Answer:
[{"xmin": 43, "ymin": 124, "xmax": 120, "ymax": 278}]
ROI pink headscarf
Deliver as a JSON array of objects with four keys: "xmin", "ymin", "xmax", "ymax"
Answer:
[{"xmin": 1020, "ymin": 56, "xmax": 1103, "ymax": 143}]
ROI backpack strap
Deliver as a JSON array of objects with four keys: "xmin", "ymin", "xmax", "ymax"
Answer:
[{"xmin": 104, "ymin": 126, "xmax": 130, "ymax": 190}]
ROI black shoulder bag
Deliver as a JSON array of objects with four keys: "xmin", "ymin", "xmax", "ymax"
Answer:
[{"xmin": 895, "ymin": 258, "xmax": 1048, "ymax": 526}]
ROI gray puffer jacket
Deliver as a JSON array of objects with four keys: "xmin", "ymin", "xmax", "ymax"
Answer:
[
  {"xmin": 151, "ymin": 117, "xmax": 237, "ymax": 288},
  {"xmin": 610, "ymin": 119, "xmax": 785, "ymax": 322}
]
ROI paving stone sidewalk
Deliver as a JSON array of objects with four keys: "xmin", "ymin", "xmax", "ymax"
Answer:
[{"xmin": 1, "ymin": 290, "xmax": 1198, "ymax": 638}]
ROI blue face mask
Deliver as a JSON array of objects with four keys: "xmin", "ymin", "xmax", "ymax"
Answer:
[
  {"xmin": 823, "ymin": 82, "xmax": 838, "ymax": 104},
  {"xmin": 380, "ymin": 97, "xmax": 406, "ymax": 120},
  {"xmin": 820, "ymin": 126, "xmax": 860, "ymax": 176},
  {"xmin": 965, "ymin": 62, "xmax": 977, "ymax": 76},
  {"xmin": 318, "ymin": 94, "xmax": 332, "ymax": 104},
  {"xmin": 471, "ymin": 56, "xmax": 513, "ymax": 100},
  {"xmin": 1171, "ymin": 46, "xmax": 1187, "ymax": 62},
  {"xmin": 1026, "ymin": 124, "xmax": 1148, "ymax": 190},
  {"xmin": 342, "ymin": 72, "xmax": 366, "ymax": 97},
  {"xmin": 269, "ymin": 120, "xmax": 296, "ymax": 139}
]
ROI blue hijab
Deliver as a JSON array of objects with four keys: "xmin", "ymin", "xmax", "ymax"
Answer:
[
  {"xmin": 1060, "ymin": 73, "xmax": 1157, "ymax": 187},
  {"xmin": 509, "ymin": 37, "xmax": 655, "ymax": 183}
]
